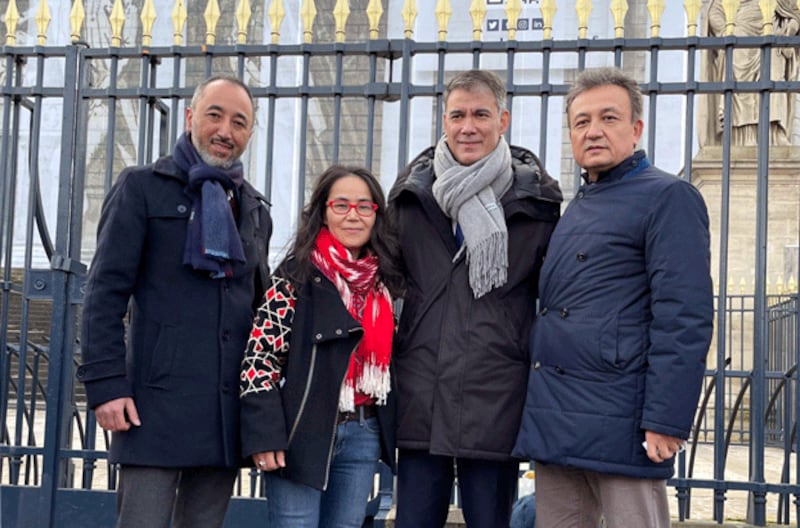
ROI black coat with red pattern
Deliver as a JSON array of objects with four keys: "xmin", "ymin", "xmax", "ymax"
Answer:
[{"xmin": 239, "ymin": 261, "xmax": 397, "ymax": 490}]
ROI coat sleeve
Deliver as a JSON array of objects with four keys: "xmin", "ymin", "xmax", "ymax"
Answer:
[
  {"xmin": 77, "ymin": 169, "xmax": 148, "ymax": 409},
  {"xmin": 240, "ymin": 273, "xmax": 296, "ymax": 457},
  {"xmin": 640, "ymin": 180, "xmax": 714, "ymax": 438}
]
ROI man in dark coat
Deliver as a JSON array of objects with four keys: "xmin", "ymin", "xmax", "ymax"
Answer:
[
  {"xmin": 513, "ymin": 67, "xmax": 713, "ymax": 527},
  {"xmin": 388, "ymin": 69, "xmax": 562, "ymax": 528},
  {"xmin": 77, "ymin": 75, "xmax": 272, "ymax": 528}
]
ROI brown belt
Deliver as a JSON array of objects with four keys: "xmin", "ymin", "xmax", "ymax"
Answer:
[{"xmin": 337, "ymin": 404, "xmax": 377, "ymax": 424}]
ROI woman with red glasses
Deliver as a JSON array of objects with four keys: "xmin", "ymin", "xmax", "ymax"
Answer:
[{"xmin": 240, "ymin": 165, "xmax": 403, "ymax": 527}]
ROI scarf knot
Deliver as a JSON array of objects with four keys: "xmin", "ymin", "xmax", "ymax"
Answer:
[
  {"xmin": 311, "ymin": 227, "xmax": 394, "ymax": 411},
  {"xmin": 432, "ymin": 135, "xmax": 513, "ymax": 298},
  {"xmin": 173, "ymin": 133, "xmax": 246, "ymax": 279}
]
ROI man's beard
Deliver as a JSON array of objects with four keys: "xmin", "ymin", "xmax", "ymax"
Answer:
[{"xmin": 197, "ymin": 147, "xmax": 236, "ymax": 169}]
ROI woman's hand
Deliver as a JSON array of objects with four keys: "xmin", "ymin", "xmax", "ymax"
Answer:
[{"xmin": 253, "ymin": 450, "xmax": 286, "ymax": 471}]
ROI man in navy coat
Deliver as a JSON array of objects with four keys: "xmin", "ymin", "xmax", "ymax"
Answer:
[
  {"xmin": 513, "ymin": 67, "xmax": 713, "ymax": 527},
  {"xmin": 77, "ymin": 76, "xmax": 271, "ymax": 528}
]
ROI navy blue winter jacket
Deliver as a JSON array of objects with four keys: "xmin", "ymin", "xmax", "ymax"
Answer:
[{"xmin": 513, "ymin": 151, "xmax": 713, "ymax": 479}]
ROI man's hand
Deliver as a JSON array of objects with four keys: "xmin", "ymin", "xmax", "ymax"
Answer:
[
  {"xmin": 252, "ymin": 451, "xmax": 286, "ymax": 471},
  {"xmin": 643, "ymin": 430, "xmax": 685, "ymax": 463},
  {"xmin": 94, "ymin": 397, "xmax": 141, "ymax": 432}
]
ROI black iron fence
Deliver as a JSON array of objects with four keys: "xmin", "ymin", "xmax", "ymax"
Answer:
[{"xmin": 0, "ymin": 1, "xmax": 799, "ymax": 526}]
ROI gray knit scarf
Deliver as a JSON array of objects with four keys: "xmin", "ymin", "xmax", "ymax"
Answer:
[{"xmin": 432, "ymin": 135, "xmax": 513, "ymax": 298}]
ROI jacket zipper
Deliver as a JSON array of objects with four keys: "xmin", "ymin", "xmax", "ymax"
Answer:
[
  {"xmin": 287, "ymin": 344, "xmax": 317, "ymax": 445},
  {"xmin": 322, "ymin": 339, "xmax": 360, "ymax": 490}
]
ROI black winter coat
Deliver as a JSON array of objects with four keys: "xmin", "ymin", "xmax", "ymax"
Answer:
[
  {"xmin": 239, "ymin": 262, "xmax": 397, "ymax": 490},
  {"xmin": 77, "ymin": 155, "xmax": 272, "ymax": 468},
  {"xmin": 388, "ymin": 145, "xmax": 562, "ymax": 461}
]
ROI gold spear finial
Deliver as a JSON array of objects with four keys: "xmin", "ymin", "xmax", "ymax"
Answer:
[
  {"xmin": 4, "ymin": 0, "xmax": 19, "ymax": 46},
  {"xmin": 435, "ymin": 0, "xmax": 452, "ymax": 42},
  {"xmin": 301, "ymin": 0, "xmax": 317, "ymax": 44},
  {"xmin": 541, "ymin": 0, "xmax": 557, "ymax": 40},
  {"xmin": 576, "ymin": 0, "xmax": 592, "ymax": 39},
  {"xmin": 366, "ymin": 0, "xmax": 383, "ymax": 40},
  {"xmin": 204, "ymin": 0, "xmax": 221, "ymax": 45},
  {"xmin": 684, "ymin": 0, "xmax": 702, "ymax": 36},
  {"xmin": 402, "ymin": 0, "xmax": 417, "ymax": 39},
  {"xmin": 760, "ymin": 0, "xmax": 777, "ymax": 35},
  {"xmin": 722, "ymin": 0, "xmax": 741, "ymax": 36},
  {"xmin": 647, "ymin": 0, "xmax": 665, "ymax": 37},
  {"xmin": 236, "ymin": 0, "xmax": 252, "ymax": 44},
  {"xmin": 610, "ymin": 0, "xmax": 628, "ymax": 38},
  {"xmin": 268, "ymin": 0, "xmax": 285, "ymax": 44},
  {"xmin": 172, "ymin": 0, "xmax": 187, "ymax": 45},
  {"xmin": 469, "ymin": 0, "xmax": 487, "ymax": 41},
  {"xmin": 69, "ymin": 0, "xmax": 85, "ymax": 43},
  {"xmin": 110, "ymin": 0, "xmax": 125, "ymax": 47},
  {"xmin": 141, "ymin": 0, "xmax": 157, "ymax": 47},
  {"xmin": 333, "ymin": 0, "xmax": 350, "ymax": 43},
  {"xmin": 506, "ymin": 0, "xmax": 522, "ymax": 40},
  {"xmin": 35, "ymin": 0, "xmax": 51, "ymax": 45}
]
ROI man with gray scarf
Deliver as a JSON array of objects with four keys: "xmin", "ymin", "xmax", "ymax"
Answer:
[{"xmin": 388, "ymin": 69, "xmax": 563, "ymax": 528}]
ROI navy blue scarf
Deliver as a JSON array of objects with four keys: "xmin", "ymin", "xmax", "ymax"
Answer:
[{"xmin": 173, "ymin": 133, "xmax": 246, "ymax": 279}]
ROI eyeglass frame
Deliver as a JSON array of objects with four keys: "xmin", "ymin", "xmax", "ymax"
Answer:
[{"xmin": 326, "ymin": 199, "xmax": 379, "ymax": 217}]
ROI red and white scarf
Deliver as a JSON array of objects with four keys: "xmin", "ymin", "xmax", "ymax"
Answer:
[{"xmin": 311, "ymin": 227, "xmax": 393, "ymax": 411}]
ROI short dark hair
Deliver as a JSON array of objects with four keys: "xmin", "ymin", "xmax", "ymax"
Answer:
[
  {"xmin": 190, "ymin": 75, "xmax": 255, "ymax": 126},
  {"xmin": 284, "ymin": 165, "xmax": 404, "ymax": 297},
  {"xmin": 565, "ymin": 67, "xmax": 643, "ymax": 126},
  {"xmin": 444, "ymin": 69, "xmax": 507, "ymax": 112}
]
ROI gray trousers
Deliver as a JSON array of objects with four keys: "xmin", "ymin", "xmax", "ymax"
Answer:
[
  {"xmin": 534, "ymin": 462, "xmax": 670, "ymax": 528},
  {"xmin": 116, "ymin": 465, "xmax": 239, "ymax": 528}
]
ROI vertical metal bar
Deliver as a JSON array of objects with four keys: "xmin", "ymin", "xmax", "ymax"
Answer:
[
  {"xmin": 538, "ymin": 43, "xmax": 551, "ymax": 167},
  {"xmin": 263, "ymin": 50, "xmax": 279, "ymax": 201},
  {"xmin": 683, "ymin": 37, "xmax": 698, "ymax": 182},
  {"xmin": 396, "ymin": 40, "xmax": 412, "ymax": 172},
  {"xmin": 714, "ymin": 41, "xmax": 735, "ymax": 524},
  {"xmin": 332, "ymin": 48, "xmax": 344, "ymax": 164},
  {"xmin": 365, "ymin": 49, "xmax": 378, "ymax": 169},
  {"xmin": 504, "ymin": 44, "xmax": 515, "ymax": 145},
  {"xmin": 104, "ymin": 55, "xmax": 120, "ymax": 194},
  {"xmin": 170, "ymin": 52, "xmax": 184, "ymax": 152},
  {"xmin": 646, "ymin": 46, "xmax": 658, "ymax": 159},
  {"xmin": 137, "ymin": 56, "xmax": 152, "ymax": 165},
  {"xmin": 747, "ymin": 41, "xmax": 772, "ymax": 527},
  {"xmin": 435, "ymin": 47, "xmax": 445, "ymax": 141},
  {"xmin": 38, "ymin": 43, "xmax": 83, "ymax": 528},
  {"xmin": 297, "ymin": 50, "xmax": 311, "ymax": 217}
]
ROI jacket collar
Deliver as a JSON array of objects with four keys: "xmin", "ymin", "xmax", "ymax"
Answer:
[{"xmin": 581, "ymin": 150, "xmax": 648, "ymax": 185}]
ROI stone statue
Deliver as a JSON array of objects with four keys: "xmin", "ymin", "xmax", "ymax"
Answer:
[{"xmin": 700, "ymin": 0, "xmax": 800, "ymax": 146}]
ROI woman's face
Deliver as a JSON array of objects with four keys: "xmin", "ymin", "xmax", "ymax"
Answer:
[{"xmin": 324, "ymin": 175, "xmax": 377, "ymax": 257}]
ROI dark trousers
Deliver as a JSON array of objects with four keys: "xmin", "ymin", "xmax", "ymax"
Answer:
[
  {"xmin": 395, "ymin": 448, "xmax": 519, "ymax": 528},
  {"xmin": 116, "ymin": 465, "xmax": 238, "ymax": 528}
]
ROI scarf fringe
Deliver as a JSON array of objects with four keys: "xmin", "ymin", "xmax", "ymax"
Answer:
[
  {"xmin": 338, "ymin": 360, "xmax": 391, "ymax": 412},
  {"xmin": 468, "ymin": 231, "xmax": 508, "ymax": 299}
]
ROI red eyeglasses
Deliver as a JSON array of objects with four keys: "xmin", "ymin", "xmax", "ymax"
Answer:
[{"xmin": 326, "ymin": 199, "xmax": 378, "ymax": 217}]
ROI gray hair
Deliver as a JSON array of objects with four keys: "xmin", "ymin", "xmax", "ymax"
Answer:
[
  {"xmin": 190, "ymin": 75, "xmax": 255, "ymax": 122},
  {"xmin": 444, "ymin": 69, "xmax": 507, "ymax": 112},
  {"xmin": 565, "ymin": 67, "xmax": 643, "ymax": 125}
]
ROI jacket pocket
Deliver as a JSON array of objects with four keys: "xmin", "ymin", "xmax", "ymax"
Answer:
[
  {"xmin": 143, "ymin": 321, "xmax": 177, "ymax": 389},
  {"xmin": 599, "ymin": 315, "xmax": 647, "ymax": 372}
]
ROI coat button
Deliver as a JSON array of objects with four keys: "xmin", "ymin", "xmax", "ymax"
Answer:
[
  {"xmin": 335, "ymin": 329, "xmax": 343, "ymax": 336},
  {"xmin": 314, "ymin": 276, "xmax": 321, "ymax": 283},
  {"xmin": 540, "ymin": 307, "xmax": 548, "ymax": 316},
  {"xmin": 576, "ymin": 252, "xmax": 587, "ymax": 262},
  {"xmin": 577, "ymin": 191, "xmax": 584, "ymax": 199},
  {"xmin": 177, "ymin": 204, "xmax": 187, "ymax": 213},
  {"xmin": 315, "ymin": 333, "xmax": 323, "ymax": 340},
  {"xmin": 555, "ymin": 366, "xmax": 565, "ymax": 375},
  {"xmin": 560, "ymin": 308, "xmax": 569, "ymax": 318},
  {"xmin": 222, "ymin": 330, "xmax": 231, "ymax": 341}
]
